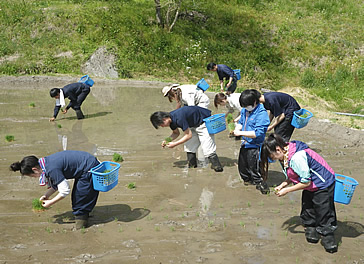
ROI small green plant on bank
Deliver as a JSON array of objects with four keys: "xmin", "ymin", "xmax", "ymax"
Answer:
[
  {"xmin": 112, "ymin": 153, "xmax": 123, "ymax": 162},
  {"xmin": 5, "ymin": 135, "xmax": 14, "ymax": 142}
]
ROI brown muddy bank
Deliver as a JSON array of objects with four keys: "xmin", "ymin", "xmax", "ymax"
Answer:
[{"xmin": 0, "ymin": 76, "xmax": 363, "ymax": 264}]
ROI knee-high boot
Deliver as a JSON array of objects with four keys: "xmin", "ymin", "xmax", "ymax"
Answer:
[
  {"xmin": 75, "ymin": 109, "xmax": 85, "ymax": 119},
  {"xmin": 187, "ymin": 152, "xmax": 197, "ymax": 168},
  {"xmin": 208, "ymin": 153, "xmax": 223, "ymax": 172}
]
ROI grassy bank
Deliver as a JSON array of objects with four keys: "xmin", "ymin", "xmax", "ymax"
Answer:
[{"xmin": 0, "ymin": 0, "xmax": 363, "ymax": 114}]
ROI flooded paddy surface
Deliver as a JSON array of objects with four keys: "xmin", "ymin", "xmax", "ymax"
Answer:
[{"xmin": 0, "ymin": 79, "xmax": 363, "ymax": 264}]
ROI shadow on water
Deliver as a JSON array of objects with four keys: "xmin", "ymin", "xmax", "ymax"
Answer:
[
  {"xmin": 281, "ymin": 215, "xmax": 364, "ymax": 245},
  {"xmin": 266, "ymin": 170, "xmax": 286, "ymax": 187},
  {"xmin": 53, "ymin": 204, "xmax": 150, "ymax": 227},
  {"xmin": 61, "ymin": 111, "xmax": 112, "ymax": 121},
  {"xmin": 173, "ymin": 156, "xmax": 237, "ymax": 168}
]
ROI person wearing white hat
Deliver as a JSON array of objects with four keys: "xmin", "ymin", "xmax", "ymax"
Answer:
[{"xmin": 162, "ymin": 84, "xmax": 210, "ymax": 109}]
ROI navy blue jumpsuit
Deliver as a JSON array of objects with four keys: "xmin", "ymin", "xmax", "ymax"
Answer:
[
  {"xmin": 43, "ymin": 150, "xmax": 99, "ymax": 216},
  {"xmin": 53, "ymin": 83, "xmax": 90, "ymax": 118}
]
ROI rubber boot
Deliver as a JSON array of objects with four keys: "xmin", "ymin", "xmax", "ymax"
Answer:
[
  {"xmin": 187, "ymin": 152, "xmax": 197, "ymax": 168},
  {"xmin": 75, "ymin": 214, "xmax": 89, "ymax": 229},
  {"xmin": 256, "ymin": 182, "xmax": 270, "ymax": 194},
  {"xmin": 321, "ymin": 234, "xmax": 338, "ymax": 253},
  {"xmin": 305, "ymin": 227, "xmax": 320, "ymax": 244},
  {"xmin": 208, "ymin": 153, "xmax": 223, "ymax": 172},
  {"xmin": 75, "ymin": 109, "xmax": 85, "ymax": 120}
]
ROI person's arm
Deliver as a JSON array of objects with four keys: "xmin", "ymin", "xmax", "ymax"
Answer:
[
  {"xmin": 268, "ymin": 113, "xmax": 285, "ymax": 132},
  {"xmin": 40, "ymin": 180, "xmax": 70, "ymax": 208},
  {"xmin": 276, "ymin": 182, "xmax": 310, "ymax": 197},
  {"xmin": 167, "ymin": 128, "xmax": 192, "ymax": 148},
  {"xmin": 220, "ymin": 80, "xmax": 224, "ymax": 92},
  {"xmin": 226, "ymin": 76, "xmax": 233, "ymax": 88},
  {"xmin": 50, "ymin": 105, "xmax": 61, "ymax": 121},
  {"xmin": 234, "ymin": 114, "xmax": 241, "ymax": 123}
]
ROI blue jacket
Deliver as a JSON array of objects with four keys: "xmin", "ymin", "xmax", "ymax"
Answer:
[{"xmin": 238, "ymin": 103, "xmax": 270, "ymax": 148}]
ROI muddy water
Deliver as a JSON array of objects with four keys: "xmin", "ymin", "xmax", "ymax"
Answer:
[{"xmin": 0, "ymin": 83, "xmax": 363, "ymax": 264}]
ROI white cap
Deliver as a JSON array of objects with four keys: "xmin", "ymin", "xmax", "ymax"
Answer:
[{"xmin": 162, "ymin": 84, "xmax": 180, "ymax": 96}]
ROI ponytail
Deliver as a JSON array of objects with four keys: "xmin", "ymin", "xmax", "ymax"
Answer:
[
  {"xmin": 9, "ymin": 155, "xmax": 39, "ymax": 175},
  {"xmin": 260, "ymin": 134, "xmax": 288, "ymax": 181}
]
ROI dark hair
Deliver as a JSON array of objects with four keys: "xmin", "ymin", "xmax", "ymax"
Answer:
[
  {"xmin": 50, "ymin": 88, "xmax": 60, "ymax": 98},
  {"xmin": 207, "ymin": 62, "xmax": 216, "ymax": 70},
  {"xmin": 167, "ymin": 88, "xmax": 182, "ymax": 104},
  {"xmin": 150, "ymin": 111, "xmax": 171, "ymax": 129},
  {"xmin": 10, "ymin": 155, "xmax": 39, "ymax": 175},
  {"xmin": 214, "ymin": 93, "xmax": 227, "ymax": 108},
  {"xmin": 260, "ymin": 134, "xmax": 288, "ymax": 181},
  {"xmin": 239, "ymin": 89, "xmax": 261, "ymax": 108}
]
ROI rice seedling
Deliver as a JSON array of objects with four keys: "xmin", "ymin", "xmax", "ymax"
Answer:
[
  {"xmin": 136, "ymin": 227, "xmax": 142, "ymax": 231},
  {"xmin": 57, "ymin": 124, "xmax": 62, "ymax": 128},
  {"xmin": 126, "ymin": 182, "xmax": 136, "ymax": 189},
  {"xmin": 119, "ymin": 227, "xmax": 123, "ymax": 232},
  {"xmin": 247, "ymin": 202, "xmax": 251, "ymax": 207},
  {"xmin": 112, "ymin": 153, "xmax": 123, "ymax": 162},
  {"xmin": 29, "ymin": 102, "xmax": 35, "ymax": 107},
  {"xmin": 239, "ymin": 221, "xmax": 245, "ymax": 228},
  {"xmin": 32, "ymin": 198, "xmax": 46, "ymax": 211},
  {"xmin": 5, "ymin": 135, "xmax": 14, "ymax": 142},
  {"xmin": 170, "ymin": 226, "xmax": 175, "ymax": 232},
  {"xmin": 155, "ymin": 226, "xmax": 160, "ymax": 231},
  {"xmin": 208, "ymin": 220, "xmax": 214, "ymax": 227},
  {"xmin": 226, "ymin": 113, "xmax": 234, "ymax": 124}
]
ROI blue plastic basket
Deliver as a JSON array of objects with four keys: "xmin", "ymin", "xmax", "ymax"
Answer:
[
  {"xmin": 79, "ymin": 75, "xmax": 94, "ymax": 87},
  {"xmin": 334, "ymin": 174, "xmax": 359, "ymax": 205},
  {"xmin": 91, "ymin": 161, "xmax": 120, "ymax": 192},
  {"xmin": 196, "ymin": 78, "xmax": 209, "ymax": 91},
  {"xmin": 291, "ymin": 108, "xmax": 313, "ymax": 128},
  {"xmin": 203, "ymin": 113, "xmax": 226, "ymax": 134},
  {"xmin": 233, "ymin": 69, "xmax": 241, "ymax": 80}
]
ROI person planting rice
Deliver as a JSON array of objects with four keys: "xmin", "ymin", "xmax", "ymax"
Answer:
[
  {"xmin": 258, "ymin": 90, "xmax": 301, "ymax": 141},
  {"xmin": 49, "ymin": 82, "xmax": 91, "ymax": 121},
  {"xmin": 10, "ymin": 150, "xmax": 100, "ymax": 229},
  {"xmin": 162, "ymin": 83, "xmax": 210, "ymax": 109},
  {"xmin": 260, "ymin": 133, "xmax": 338, "ymax": 253},
  {"xmin": 234, "ymin": 89, "xmax": 270, "ymax": 194},
  {"xmin": 207, "ymin": 62, "xmax": 238, "ymax": 94},
  {"xmin": 162, "ymin": 83, "xmax": 210, "ymax": 167},
  {"xmin": 150, "ymin": 106, "xmax": 223, "ymax": 172},
  {"xmin": 214, "ymin": 92, "xmax": 243, "ymax": 140}
]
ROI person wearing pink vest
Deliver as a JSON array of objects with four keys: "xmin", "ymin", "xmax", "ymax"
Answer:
[{"xmin": 260, "ymin": 134, "xmax": 337, "ymax": 253}]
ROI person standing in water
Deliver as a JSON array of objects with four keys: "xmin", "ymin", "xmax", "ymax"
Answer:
[
  {"xmin": 49, "ymin": 82, "xmax": 91, "ymax": 121},
  {"xmin": 260, "ymin": 134, "xmax": 338, "ymax": 253},
  {"xmin": 10, "ymin": 150, "xmax": 100, "ymax": 229}
]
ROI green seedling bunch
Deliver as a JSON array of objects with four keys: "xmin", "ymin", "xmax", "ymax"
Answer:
[
  {"xmin": 226, "ymin": 113, "xmax": 234, "ymax": 124},
  {"xmin": 32, "ymin": 198, "xmax": 45, "ymax": 211},
  {"xmin": 57, "ymin": 124, "xmax": 62, "ymax": 128},
  {"xmin": 165, "ymin": 137, "xmax": 172, "ymax": 143},
  {"xmin": 112, "ymin": 153, "xmax": 123, "ymax": 162},
  {"xmin": 5, "ymin": 135, "xmax": 14, "ymax": 142},
  {"xmin": 29, "ymin": 102, "xmax": 35, "ymax": 107},
  {"xmin": 126, "ymin": 182, "xmax": 136, "ymax": 189},
  {"xmin": 228, "ymin": 122, "xmax": 235, "ymax": 132}
]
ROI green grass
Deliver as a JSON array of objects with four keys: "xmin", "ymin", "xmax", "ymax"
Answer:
[{"xmin": 0, "ymin": 0, "xmax": 363, "ymax": 112}]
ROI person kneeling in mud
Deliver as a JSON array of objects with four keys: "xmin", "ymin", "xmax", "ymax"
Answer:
[
  {"xmin": 150, "ymin": 106, "xmax": 223, "ymax": 172},
  {"xmin": 10, "ymin": 150, "xmax": 100, "ymax": 229},
  {"xmin": 49, "ymin": 82, "xmax": 91, "ymax": 121},
  {"xmin": 260, "ymin": 134, "xmax": 338, "ymax": 253}
]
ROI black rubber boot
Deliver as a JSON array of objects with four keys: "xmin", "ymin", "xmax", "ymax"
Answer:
[
  {"xmin": 75, "ymin": 109, "xmax": 85, "ymax": 120},
  {"xmin": 256, "ymin": 182, "xmax": 270, "ymax": 194},
  {"xmin": 305, "ymin": 227, "xmax": 320, "ymax": 244},
  {"xmin": 208, "ymin": 153, "xmax": 223, "ymax": 172},
  {"xmin": 187, "ymin": 152, "xmax": 197, "ymax": 168},
  {"xmin": 75, "ymin": 214, "xmax": 89, "ymax": 229},
  {"xmin": 321, "ymin": 234, "xmax": 338, "ymax": 253}
]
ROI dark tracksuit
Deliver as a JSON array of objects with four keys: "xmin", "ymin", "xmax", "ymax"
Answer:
[
  {"xmin": 53, "ymin": 83, "xmax": 90, "ymax": 119},
  {"xmin": 262, "ymin": 92, "xmax": 301, "ymax": 141},
  {"xmin": 216, "ymin": 64, "xmax": 238, "ymax": 94},
  {"xmin": 43, "ymin": 150, "xmax": 99, "ymax": 216}
]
